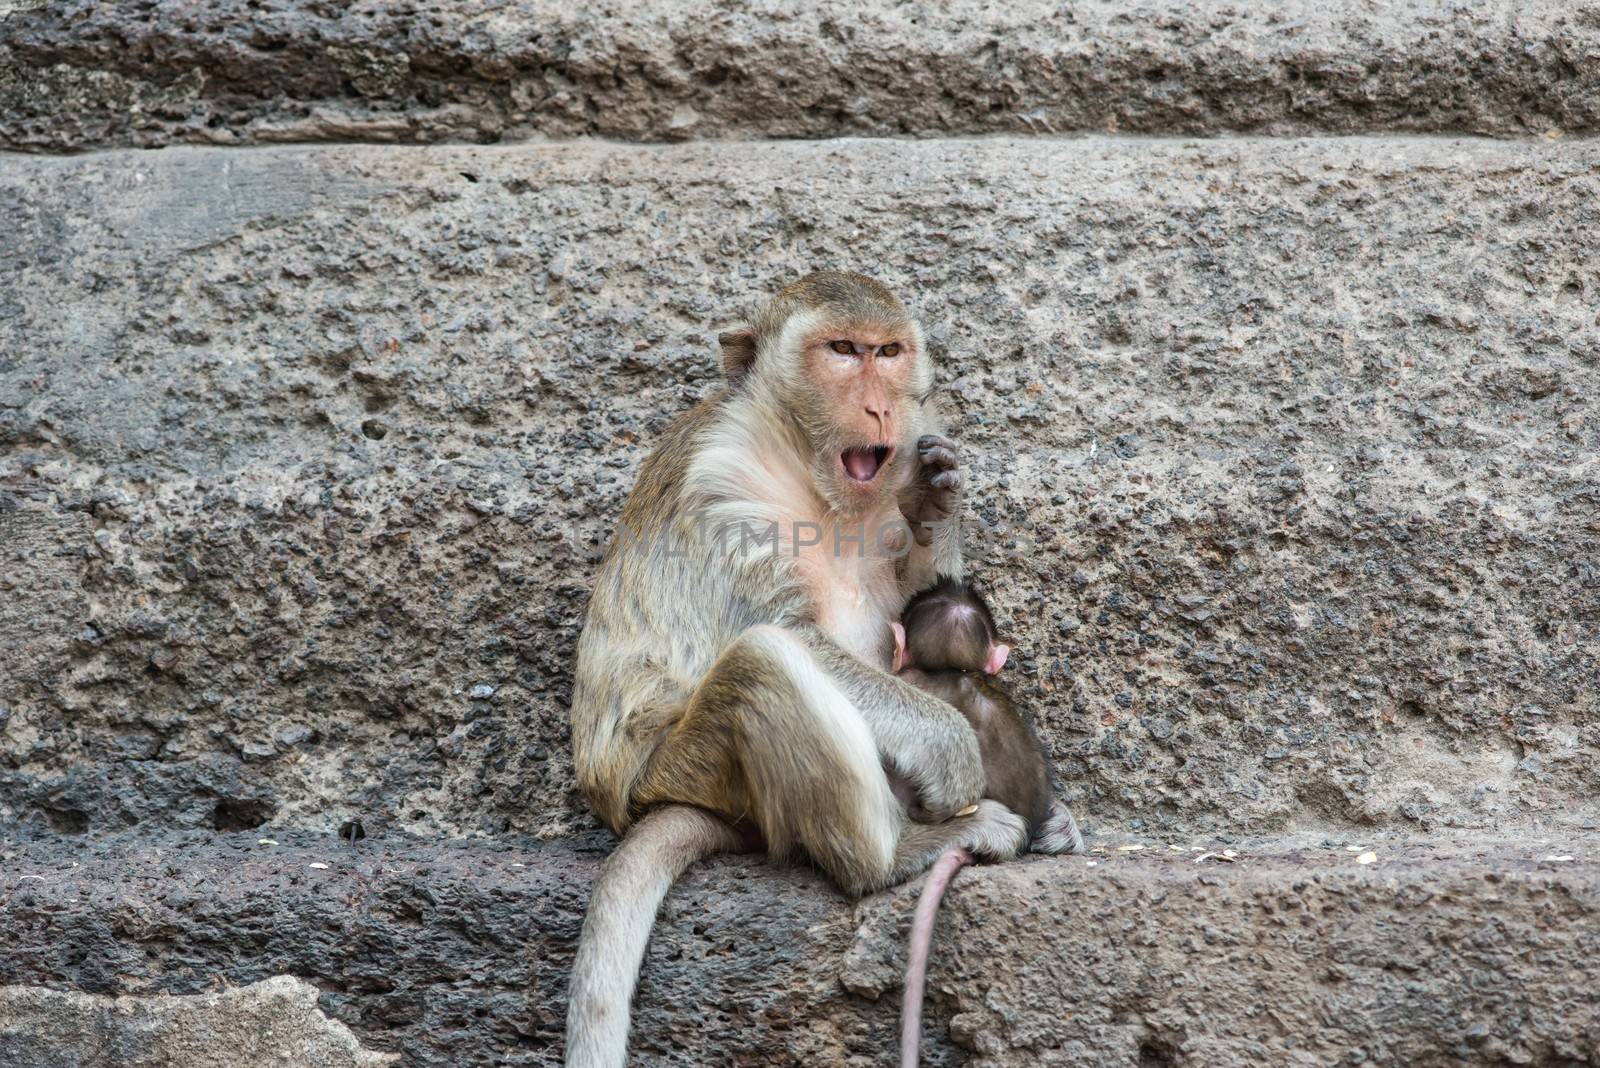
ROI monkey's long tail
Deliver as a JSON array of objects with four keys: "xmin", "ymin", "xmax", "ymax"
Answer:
[
  {"xmin": 565, "ymin": 804, "xmax": 743, "ymax": 1068},
  {"xmin": 900, "ymin": 846, "xmax": 974, "ymax": 1068}
]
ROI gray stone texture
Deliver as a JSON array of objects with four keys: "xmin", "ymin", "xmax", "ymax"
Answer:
[
  {"xmin": 1, "ymin": 833, "xmax": 1594, "ymax": 1066},
  {"xmin": 0, "ymin": 976, "xmax": 396, "ymax": 1068},
  {"xmin": 3, "ymin": 138, "xmax": 1596, "ymax": 848},
  {"xmin": 5, "ymin": 1, "xmax": 1600, "ymax": 151},
  {"xmin": 4, "ymin": 4, "xmax": 1600, "ymax": 1064}
]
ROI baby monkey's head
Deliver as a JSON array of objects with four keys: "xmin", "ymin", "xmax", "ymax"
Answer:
[{"xmin": 892, "ymin": 575, "xmax": 1011, "ymax": 676}]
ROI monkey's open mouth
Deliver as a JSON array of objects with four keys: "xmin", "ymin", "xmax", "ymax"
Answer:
[{"xmin": 841, "ymin": 445, "xmax": 892, "ymax": 483}]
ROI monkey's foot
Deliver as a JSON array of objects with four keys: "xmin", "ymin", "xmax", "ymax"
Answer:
[
  {"xmin": 886, "ymin": 801, "xmax": 1027, "ymax": 888},
  {"xmin": 1031, "ymin": 798, "xmax": 1086, "ymax": 855},
  {"xmin": 956, "ymin": 800, "xmax": 1029, "ymax": 862}
]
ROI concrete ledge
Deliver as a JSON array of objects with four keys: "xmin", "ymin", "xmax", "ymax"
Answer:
[
  {"xmin": 4, "ymin": 1, "xmax": 1600, "ymax": 150},
  {"xmin": 2, "ymin": 831, "xmax": 1596, "ymax": 1065}
]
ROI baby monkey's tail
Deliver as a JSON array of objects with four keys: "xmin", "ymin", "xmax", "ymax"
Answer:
[{"xmin": 900, "ymin": 846, "xmax": 974, "ymax": 1068}]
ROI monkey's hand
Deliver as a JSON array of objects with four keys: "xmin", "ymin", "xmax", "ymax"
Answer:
[
  {"xmin": 898, "ymin": 434, "xmax": 960, "ymax": 547},
  {"xmin": 800, "ymin": 626, "xmax": 985, "ymax": 819},
  {"xmin": 892, "ymin": 718, "xmax": 986, "ymax": 822}
]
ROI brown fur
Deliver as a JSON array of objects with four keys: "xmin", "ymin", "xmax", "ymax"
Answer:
[
  {"xmin": 891, "ymin": 579, "xmax": 1085, "ymax": 1068},
  {"xmin": 900, "ymin": 575, "xmax": 1000, "ymax": 675},
  {"xmin": 896, "ymin": 670, "xmax": 1052, "ymax": 836},
  {"xmin": 565, "ymin": 273, "xmax": 1029, "ymax": 1068},
  {"xmin": 893, "ymin": 578, "xmax": 1053, "ymax": 836}
]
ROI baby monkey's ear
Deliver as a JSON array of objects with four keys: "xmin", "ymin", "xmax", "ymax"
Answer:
[
  {"xmin": 984, "ymin": 642, "xmax": 1010, "ymax": 675},
  {"xmin": 891, "ymin": 622, "xmax": 907, "ymax": 672}
]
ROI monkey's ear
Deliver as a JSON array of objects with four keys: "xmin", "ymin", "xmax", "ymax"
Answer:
[
  {"xmin": 891, "ymin": 622, "xmax": 907, "ymax": 672},
  {"xmin": 718, "ymin": 327, "xmax": 758, "ymax": 387},
  {"xmin": 984, "ymin": 642, "xmax": 1010, "ymax": 675}
]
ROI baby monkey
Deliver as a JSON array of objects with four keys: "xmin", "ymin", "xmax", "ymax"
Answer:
[
  {"xmin": 890, "ymin": 576, "xmax": 1083, "ymax": 1068},
  {"xmin": 890, "ymin": 577, "xmax": 1050, "ymax": 835}
]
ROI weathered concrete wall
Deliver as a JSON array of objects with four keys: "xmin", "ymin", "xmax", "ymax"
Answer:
[
  {"xmin": 3, "ymin": 138, "xmax": 1597, "ymax": 846},
  {"xmin": 5, "ymin": 0, "xmax": 1600, "ymax": 150},
  {"xmin": 2, "ymin": 833, "xmax": 1595, "ymax": 1066}
]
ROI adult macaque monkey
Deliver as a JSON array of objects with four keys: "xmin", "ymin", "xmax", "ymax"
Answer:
[{"xmin": 565, "ymin": 272, "xmax": 1028, "ymax": 1066}]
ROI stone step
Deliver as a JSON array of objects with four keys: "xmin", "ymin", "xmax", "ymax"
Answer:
[
  {"xmin": 1, "ymin": 831, "xmax": 1596, "ymax": 1066},
  {"xmin": 2, "ymin": 137, "xmax": 1596, "ymax": 847},
  {"xmin": 3, "ymin": 1, "xmax": 1599, "ymax": 151}
]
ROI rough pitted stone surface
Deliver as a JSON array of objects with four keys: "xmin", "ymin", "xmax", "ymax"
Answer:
[
  {"xmin": 0, "ymin": 831, "xmax": 898, "ymax": 1068},
  {"xmin": 1, "ymin": 832, "xmax": 1596, "ymax": 1066},
  {"xmin": 5, "ymin": 1, "xmax": 1600, "ymax": 150},
  {"xmin": 842, "ymin": 835, "xmax": 1600, "ymax": 1067},
  {"xmin": 2, "ymin": 138, "xmax": 1597, "ymax": 844},
  {"xmin": 0, "ymin": 976, "xmax": 396, "ymax": 1068}
]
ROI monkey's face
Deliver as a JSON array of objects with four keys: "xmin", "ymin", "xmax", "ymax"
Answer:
[
  {"xmin": 795, "ymin": 320, "xmax": 921, "ymax": 507},
  {"xmin": 734, "ymin": 272, "xmax": 934, "ymax": 512}
]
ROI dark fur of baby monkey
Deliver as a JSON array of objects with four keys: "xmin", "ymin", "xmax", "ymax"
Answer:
[
  {"xmin": 891, "ymin": 575, "xmax": 1085, "ymax": 1068},
  {"xmin": 891, "ymin": 575, "xmax": 1052, "ymax": 837}
]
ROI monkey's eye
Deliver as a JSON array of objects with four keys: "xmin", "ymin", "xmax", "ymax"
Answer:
[
  {"xmin": 830, "ymin": 340, "xmax": 854, "ymax": 355},
  {"xmin": 879, "ymin": 343, "xmax": 901, "ymax": 358}
]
